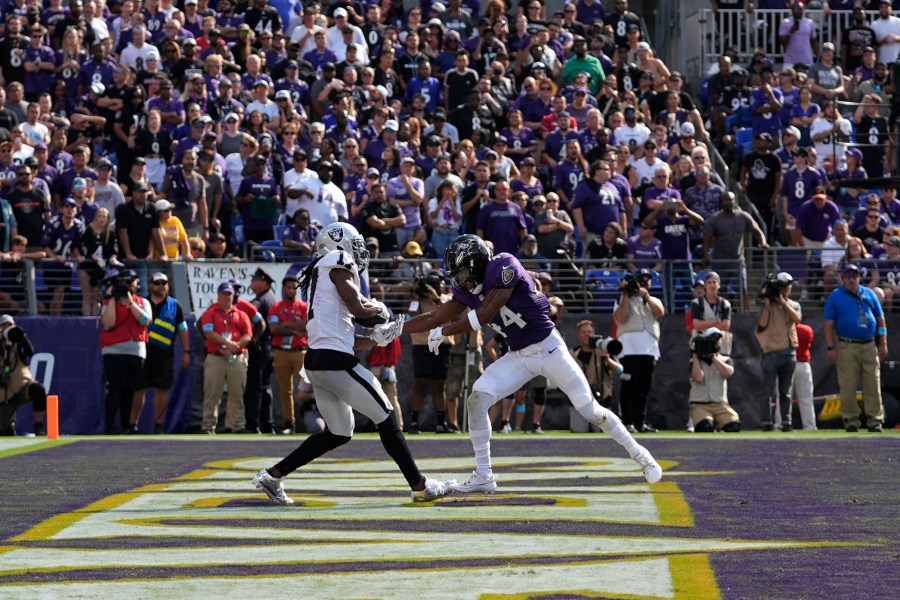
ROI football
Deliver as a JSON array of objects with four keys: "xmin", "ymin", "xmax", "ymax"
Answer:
[{"xmin": 355, "ymin": 300, "xmax": 390, "ymax": 327}]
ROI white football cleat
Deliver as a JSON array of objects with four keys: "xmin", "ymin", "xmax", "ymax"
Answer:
[
  {"xmin": 450, "ymin": 471, "xmax": 498, "ymax": 494},
  {"xmin": 253, "ymin": 469, "xmax": 295, "ymax": 505},
  {"xmin": 411, "ymin": 477, "xmax": 457, "ymax": 502},
  {"xmin": 633, "ymin": 446, "xmax": 663, "ymax": 484}
]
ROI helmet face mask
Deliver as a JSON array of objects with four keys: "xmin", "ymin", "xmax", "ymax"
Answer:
[
  {"xmin": 316, "ymin": 222, "xmax": 369, "ymax": 271},
  {"xmin": 444, "ymin": 235, "xmax": 491, "ymax": 294}
]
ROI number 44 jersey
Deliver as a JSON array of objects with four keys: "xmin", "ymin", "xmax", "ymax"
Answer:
[{"xmin": 451, "ymin": 253, "xmax": 555, "ymax": 351}]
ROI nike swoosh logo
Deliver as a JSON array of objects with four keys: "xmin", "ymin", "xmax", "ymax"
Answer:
[{"xmin": 549, "ymin": 347, "xmax": 558, "ymax": 354}]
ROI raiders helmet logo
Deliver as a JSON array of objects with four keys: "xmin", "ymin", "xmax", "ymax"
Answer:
[
  {"xmin": 501, "ymin": 266, "xmax": 514, "ymax": 285},
  {"xmin": 327, "ymin": 227, "xmax": 344, "ymax": 243}
]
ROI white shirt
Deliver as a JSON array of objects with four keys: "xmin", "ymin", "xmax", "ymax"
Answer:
[
  {"xmin": 224, "ymin": 152, "xmax": 246, "ymax": 197},
  {"xmin": 427, "ymin": 196, "xmax": 462, "ymax": 230},
  {"xmin": 295, "ymin": 181, "xmax": 346, "ymax": 227},
  {"xmin": 306, "ymin": 249, "xmax": 359, "ymax": 355},
  {"xmin": 613, "ymin": 298, "xmax": 662, "ymax": 358},
  {"xmin": 614, "ymin": 123, "xmax": 651, "ymax": 150},
  {"xmin": 870, "ymin": 16, "xmax": 900, "ymax": 63},
  {"xmin": 821, "ymin": 237, "xmax": 848, "ymax": 268},
  {"xmin": 332, "ymin": 42, "xmax": 370, "ymax": 65},
  {"xmin": 631, "ymin": 155, "xmax": 665, "ymax": 189},
  {"xmin": 21, "ymin": 121, "xmax": 49, "ymax": 145},
  {"xmin": 119, "ymin": 43, "xmax": 159, "ymax": 70},
  {"xmin": 284, "ymin": 167, "xmax": 321, "ymax": 217},
  {"xmin": 809, "ymin": 115, "xmax": 852, "ymax": 168},
  {"xmin": 422, "ymin": 123, "xmax": 460, "ymax": 145},
  {"xmin": 326, "ymin": 24, "xmax": 365, "ymax": 52},
  {"xmin": 289, "ymin": 23, "xmax": 325, "ymax": 55},
  {"xmin": 246, "ymin": 99, "xmax": 279, "ymax": 121}
]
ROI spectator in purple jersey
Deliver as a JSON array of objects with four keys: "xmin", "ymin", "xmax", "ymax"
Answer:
[
  {"xmin": 40, "ymin": 197, "xmax": 85, "ymax": 315},
  {"xmin": 500, "ymin": 109, "xmax": 539, "ymax": 167},
  {"xmin": 553, "ymin": 139, "xmax": 589, "ymax": 207},
  {"xmin": 833, "ymin": 148, "xmax": 867, "ymax": 217},
  {"xmin": 542, "ymin": 111, "xmax": 581, "ymax": 170},
  {"xmin": 55, "ymin": 146, "xmax": 99, "ymax": 209},
  {"xmin": 850, "ymin": 193, "xmax": 893, "ymax": 232},
  {"xmin": 23, "ymin": 25, "xmax": 57, "ymax": 102},
  {"xmin": 643, "ymin": 198, "xmax": 703, "ymax": 287},
  {"xmin": 781, "ymin": 147, "xmax": 822, "ymax": 246},
  {"xmin": 510, "ymin": 157, "xmax": 544, "ymax": 200},
  {"xmin": 797, "ymin": 192, "xmax": 841, "ymax": 247},
  {"xmin": 476, "ymin": 180, "xmax": 527, "ymax": 256},
  {"xmin": 777, "ymin": 68, "xmax": 801, "ymax": 128},
  {"xmin": 146, "ymin": 80, "xmax": 184, "ymax": 135},
  {"xmin": 576, "ymin": 0, "xmax": 607, "ymax": 25},
  {"xmin": 789, "ymin": 86, "xmax": 820, "ymax": 147},
  {"xmin": 79, "ymin": 42, "xmax": 116, "ymax": 98},
  {"xmin": 281, "ymin": 208, "xmax": 318, "ymax": 261},
  {"xmin": 573, "ymin": 160, "xmax": 627, "ymax": 251},
  {"xmin": 750, "ymin": 67, "xmax": 784, "ymax": 140},
  {"xmin": 640, "ymin": 164, "xmax": 683, "ymax": 226},
  {"xmin": 627, "ymin": 221, "xmax": 663, "ymax": 271}
]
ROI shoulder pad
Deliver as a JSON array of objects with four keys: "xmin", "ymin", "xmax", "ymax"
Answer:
[{"xmin": 318, "ymin": 249, "xmax": 357, "ymax": 272}]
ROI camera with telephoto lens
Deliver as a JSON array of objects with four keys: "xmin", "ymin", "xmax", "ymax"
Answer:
[
  {"xmin": 759, "ymin": 272, "xmax": 791, "ymax": 302},
  {"xmin": 2, "ymin": 326, "xmax": 24, "ymax": 346},
  {"xmin": 589, "ymin": 335, "xmax": 623, "ymax": 355},
  {"xmin": 622, "ymin": 273, "xmax": 641, "ymax": 295},
  {"xmin": 414, "ymin": 270, "xmax": 444, "ymax": 298},
  {"xmin": 694, "ymin": 335, "xmax": 719, "ymax": 363},
  {"xmin": 101, "ymin": 269, "xmax": 138, "ymax": 300}
]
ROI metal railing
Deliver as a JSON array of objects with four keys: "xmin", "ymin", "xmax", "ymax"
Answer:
[{"xmin": 685, "ymin": 8, "xmax": 870, "ymax": 84}]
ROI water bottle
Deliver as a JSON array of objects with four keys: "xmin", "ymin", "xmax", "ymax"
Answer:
[{"xmin": 222, "ymin": 331, "xmax": 236, "ymax": 362}]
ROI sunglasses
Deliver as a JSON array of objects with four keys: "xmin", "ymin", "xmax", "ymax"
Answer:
[
  {"xmin": 151, "ymin": 281, "xmax": 168, "ymax": 285},
  {"xmin": 844, "ymin": 272, "xmax": 859, "ymax": 279}
]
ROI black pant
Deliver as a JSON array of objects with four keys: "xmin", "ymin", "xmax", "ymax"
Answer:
[
  {"xmin": 103, "ymin": 353, "xmax": 144, "ymax": 432},
  {"xmin": 619, "ymin": 355, "xmax": 656, "ymax": 429},
  {"xmin": 244, "ymin": 344, "xmax": 273, "ymax": 432}
]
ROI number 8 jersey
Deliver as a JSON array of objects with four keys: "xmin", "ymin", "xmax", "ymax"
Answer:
[{"xmin": 451, "ymin": 253, "xmax": 555, "ymax": 351}]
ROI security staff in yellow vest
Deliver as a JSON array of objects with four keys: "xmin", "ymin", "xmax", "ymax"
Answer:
[{"xmin": 131, "ymin": 272, "xmax": 190, "ymax": 434}]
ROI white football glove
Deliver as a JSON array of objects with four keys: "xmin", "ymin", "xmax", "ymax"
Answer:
[
  {"xmin": 370, "ymin": 299, "xmax": 391, "ymax": 321},
  {"xmin": 427, "ymin": 327, "xmax": 446, "ymax": 355},
  {"xmin": 372, "ymin": 318, "xmax": 404, "ymax": 346}
]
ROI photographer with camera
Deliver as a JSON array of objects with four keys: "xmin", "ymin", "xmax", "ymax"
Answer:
[
  {"xmin": 756, "ymin": 272, "xmax": 802, "ymax": 431},
  {"xmin": 407, "ymin": 269, "xmax": 452, "ymax": 434},
  {"xmin": 0, "ymin": 315, "xmax": 47, "ymax": 435},
  {"xmin": 100, "ymin": 269, "xmax": 152, "ymax": 434},
  {"xmin": 570, "ymin": 320, "xmax": 623, "ymax": 433},
  {"xmin": 613, "ymin": 268, "xmax": 665, "ymax": 433},
  {"xmin": 689, "ymin": 327, "xmax": 740, "ymax": 433}
]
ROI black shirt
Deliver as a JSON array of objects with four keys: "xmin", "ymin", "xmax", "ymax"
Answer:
[
  {"xmin": 742, "ymin": 151, "xmax": 782, "ymax": 197},
  {"xmin": 115, "ymin": 200, "xmax": 159, "ymax": 259},
  {"xmin": 360, "ymin": 200, "xmax": 402, "ymax": 253},
  {"xmin": 7, "ymin": 187, "xmax": 49, "ymax": 247}
]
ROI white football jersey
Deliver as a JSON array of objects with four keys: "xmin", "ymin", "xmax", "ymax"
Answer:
[{"xmin": 306, "ymin": 250, "xmax": 360, "ymax": 355}]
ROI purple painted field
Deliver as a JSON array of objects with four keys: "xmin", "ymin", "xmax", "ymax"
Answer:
[{"xmin": 0, "ymin": 434, "xmax": 897, "ymax": 599}]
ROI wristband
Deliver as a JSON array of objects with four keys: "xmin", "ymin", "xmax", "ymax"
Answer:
[
  {"xmin": 877, "ymin": 327, "xmax": 887, "ymax": 336},
  {"xmin": 467, "ymin": 310, "xmax": 481, "ymax": 331}
]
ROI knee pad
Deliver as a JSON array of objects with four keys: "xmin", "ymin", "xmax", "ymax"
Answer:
[
  {"xmin": 694, "ymin": 418, "xmax": 715, "ymax": 433},
  {"xmin": 533, "ymin": 388, "xmax": 546, "ymax": 406},
  {"xmin": 26, "ymin": 383, "xmax": 47, "ymax": 412},
  {"xmin": 466, "ymin": 390, "xmax": 495, "ymax": 413},
  {"xmin": 722, "ymin": 421, "xmax": 741, "ymax": 432}
]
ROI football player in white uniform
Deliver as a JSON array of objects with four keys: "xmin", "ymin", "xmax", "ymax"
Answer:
[
  {"xmin": 253, "ymin": 222, "xmax": 455, "ymax": 504},
  {"xmin": 373, "ymin": 235, "xmax": 662, "ymax": 494}
]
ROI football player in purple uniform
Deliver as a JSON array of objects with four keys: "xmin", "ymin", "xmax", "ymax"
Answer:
[{"xmin": 373, "ymin": 235, "xmax": 662, "ymax": 493}]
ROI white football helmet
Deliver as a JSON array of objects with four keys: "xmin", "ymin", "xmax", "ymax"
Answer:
[{"xmin": 316, "ymin": 222, "xmax": 370, "ymax": 270}]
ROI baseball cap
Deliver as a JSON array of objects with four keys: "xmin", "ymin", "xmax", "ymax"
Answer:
[
  {"xmin": 334, "ymin": 7, "xmax": 348, "ymax": 17},
  {"xmin": 889, "ymin": 236, "xmax": 900, "ymax": 248},
  {"xmin": 151, "ymin": 272, "xmax": 168, "ymax": 284},
  {"xmin": 259, "ymin": 133, "xmax": 273, "ymax": 144},
  {"xmin": 62, "ymin": 197, "xmax": 77, "ymax": 207},
  {"xmin": 366, "ymin": 167, "xmax": 380, "ymax": 177},
  {"xmin": 822, "ymin": 42, "xmax": 835, "ymax": 51},
  {"xmin": 843, "ymin": 263, "xmax": 860, "ymax": 274},
  {"xmin": 251, "ymin": 267, "xmax": 275, "ymax": 284},
  {"xmin": 209, "ymin": 232, "xmax": 226, "ymax": 242},
  {"xmin": 401, "ymin": 156, "xmax": 416, "ymax": 165},
  {"xmin": 275, "ymin": 90, "xmax": 291, "ymax": 101},
  {"xmin": 755, "ymin": 132, "xmax": 773, "ymax": 142},
  {"xmin": 558, "ymin": 111, "xmax": 571, "ymax": 121},
  {"xmin": 637, "ymin": 41, "xmax": 651, "ymax": 51},
  {"xmin": 254, "ymin": 80, "xmax": 270, "ymax": 89},
  {"xmin": 680, "ymin": 122, "xmax": 696, "ymax": 137},
  {"xmin": 217, "ymin": 282, "xmax": 234, "ymax": 294},
  {"xmin": 365, "ymin": 237, "xmax": 379, "ymax": 248},
  {"xmin": 0, "ymin": 315, "xmax": 14, "ymax": 327},
  {"xmin": 155, "ymin": 199, "xmax": 173, "ymax": 211},
  {"xmin": 775, "ymin": 272, "xmax": 794, "ymax": 285},
  {"xmin": 669, "ymin": 71, "xmax": 684, "ymax": 81},
  {"xmin": 847, "ymin": 148, "xmax": 864, "ymax": 160},
  {"xmin": 159, "ymin": 79, "xmax": 174, "ymax": 89},
  {"xmin": 523, "ymin": 234, "xmax": 537, "ymax": 243},
  {"xmin": 224, "ymin": 112, "xmax": 240, "ymax": 122},
  {"xmin": 133, "ymin": 181, "xmax": 150, "ymax": 192},
  {"xmin": 784, "ymin": 126, "xmax": 801, "ymax": 139},
  {"xmin": 73, "ymin": 177, "xmax": 87, "ymax": 190},
  {"xmin": 404, "ymin": 241, "xmax": 423, "ymax": 257},
  {"xmin": 33, "ymin": 142, "xmax": 47, "ymax": 151},
  {"xmin": 385, "ymin": 119, "xmax": 399, "ymax": 132},
  {"xmin": 701, "ymin": 327, "xmax": 723, "ymax": 339}
]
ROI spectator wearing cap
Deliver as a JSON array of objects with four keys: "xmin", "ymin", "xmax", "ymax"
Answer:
[
  {"xmin": 153, "ymin": 199, "xmax": 192, "ymax": 261},
  {"xmin": 739, "ymin": 132, "xmax": 782, "ymax": 241},
  {"xmin": 511, "ymin": 156, "xmax": 545, "ymax": 200},
  {"xmin": 6, "ymin": 160, "xmax": 51, "ymax": 248},
  {"xmin": 198, "ymin": 282, "xmax": 253, "ymax": 434},
  {"xmin": 808, "ymin": 39, "xmax": 845, "ymax": 103},
  {"xmin": 92, "ymin": 159, "xmax": 125, "ymax": 219},
  {"xmin": 688, "ymin": 326, "xmax": 739, "ymax": 433},
  {"xmin": 146, "ymin": 79, "xmax": 186, "ymax": 135},
  {"xmin": 615, "ymin": 105, "xmax": 652, "ymax": 159},
  {"xmin": 873, "ymin": 234, "xmax": 900, "ymax": 304},
  {"xmin": 326, "ymin": 6, "xmax": 364, "ymax": 50},
  {"xmin": 533, "ymin": 192, "xmax": 575, "ymax": 258},
  {"xmin": 63, "ymin": 176, "xmax": 97, "ymax": 227},
  {"xmin": 626, "ymin": 218, "xmax": 663, "ymax": 272},
  {"xmin": 54, "ymin": 145, "xmax": 99, "ymax": 209},
  {"xmin": 246, "ymin": 79, "xmax": 280, "ymax": 123},
  {"xmin": 274, "ymin": 60, "xmax": 310, "ymax": 110},
  {"xmin": 573, "ymin": 159, "xmax": 627, "ymax": 251},
  {"xmin": 781, "ymin": 147, "xmax": 823, "ymax": 246},
  {"xmin": 41, "ymin": 195, "xmax": 86, "ymax": 314},
  {"xmin": 775, "ymin": 126, "xmax": 801, "ymax": 173},
  {"xmin": 852, "ymin": 91, "xmax": 890, "ymax": 177},
  {"xmin": 755, "ymin": 271, "xmax": 802, "ymax": 431},
  {"xmin": 159, "ymin": 149, "xmax": 209, "ymax": 238},
  {"xmin": 132, "ymin": 271, "xmax": 190, "ymax": 434},
  {"xmin": 235, "ymin": 155, "xmax": 282, "ymax": 243},
  {"xmin": 832, "ymin": 148, "xmax": 868, "ymax": 217},
  {"xmin": 842, "ymin": 7, "xmax": 877, "ymax": 73},
  {"xmin": 476, "ymin": 180, "xmax": 527, "ymax": 255},
  {"xmin": 361, "ymin": 117, "xmax": 401, "ymax": 172},
  {"xmin": 561, "ymin": 36, "xmax": 605, "ymax": 95},
  {"xmin": 826, "ymin": 262, "xmax": 887, "ymax": 430},
  {"xmin": 779, "ymin": 3, "xmax": 819, "ymax": 69}
]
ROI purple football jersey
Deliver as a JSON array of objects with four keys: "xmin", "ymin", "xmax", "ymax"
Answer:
[{"xmin": 451, "ymin": 253, "xmax": 555, "ymax": 351}]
